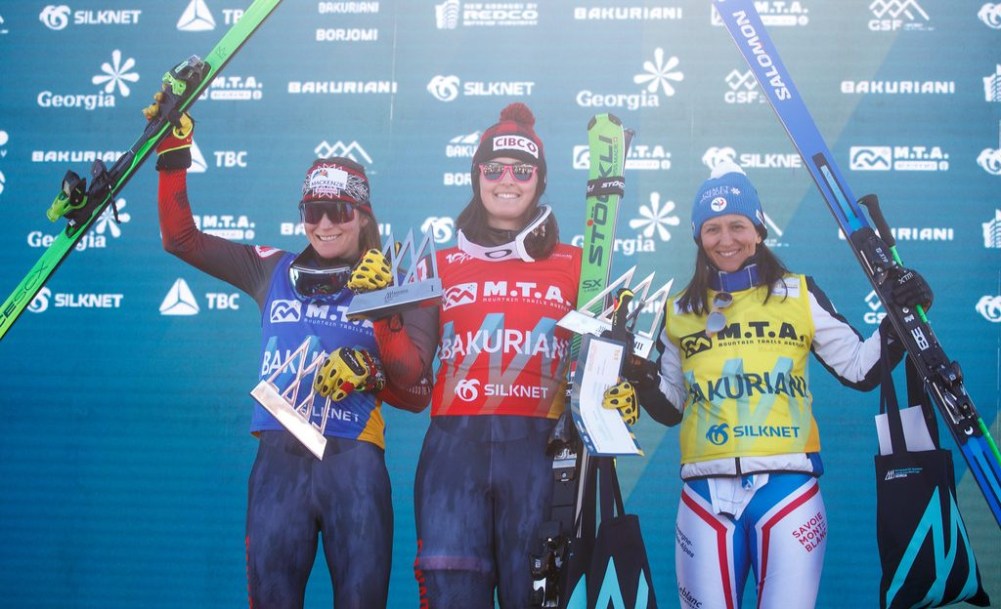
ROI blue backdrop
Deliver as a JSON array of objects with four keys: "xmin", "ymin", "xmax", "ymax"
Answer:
[{"xmin": 0, "ymin": 1, "xmax": 998, "ymax": 607}]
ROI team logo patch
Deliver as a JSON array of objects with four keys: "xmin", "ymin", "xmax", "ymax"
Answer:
[
  {"xmin": 680, "ymin": 332, "xmax": 712, "ymax": 357},
  {"xmin": 443, "ymin": 282, "xmax": 477, "ymax": 310},
  {"xmin": 710, "ymin": 196, "xmax": 728, "ymax": 212},
  {"xmin": 270, "ymin": 299, "xmax": 302, "ymax": 323}
]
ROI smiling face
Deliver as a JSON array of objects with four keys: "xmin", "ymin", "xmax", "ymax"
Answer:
[
  {"xmin": 478, "ymin": 156, "xmax": 540, "ymax": 231},
  {"xmin": 302, "ymin": 203, "xmax": 367, "ymax": 262},
  {"xmin": 699, "ymin": 213, "xmax": 761, "ymax": 272}
]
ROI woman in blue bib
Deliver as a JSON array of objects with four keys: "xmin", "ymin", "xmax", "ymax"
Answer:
[
  {"xmin": 147, "ymin": 98, "xmax": 430, "ymax": 609},
  {"xmin": 605, "ymin": 160, "xmax": 933, "ymax": 609}
]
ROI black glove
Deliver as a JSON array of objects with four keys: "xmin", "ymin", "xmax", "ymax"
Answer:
[
  {"xmin": 622, "ymin": 354, "xmax": 659, "ymax": 391},
  {"xmin": 888, "ymin": 266, "xmax": 933, "ymax": 311}
]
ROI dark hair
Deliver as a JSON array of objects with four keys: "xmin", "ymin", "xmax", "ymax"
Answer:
[
  {"xmin": 356, "ymin": 210, "xmax": 382, "ymax": 259},
  {"xmin": 455, "ymin": 192, "xmax": 560, "ymax": 260},
  {"xmin": 676, "ymin": 243, "xmax": 790, "ymax": 315}
]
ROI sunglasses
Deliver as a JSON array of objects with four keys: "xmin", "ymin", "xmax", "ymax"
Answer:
[
  {"xmin": 299, "ymin": 200, "xmax": 357, "ymax": 225},
  {"xmin": 478, "ymin": 162, "xmax": 538, "ymax": 183},
  {"xmin": 705, "ymin": 291, "xmax": 734, "ymax": 337}
]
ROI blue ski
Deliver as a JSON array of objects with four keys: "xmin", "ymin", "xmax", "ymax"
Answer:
[{"xmin": 713, "ymin": 0, "xmax": 1001, "ymax": 527}]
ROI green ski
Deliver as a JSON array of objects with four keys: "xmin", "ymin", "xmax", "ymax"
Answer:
[
  {"xmin": 0, "ymin": 0, "xmax": 284, "ymax": 341},
  {"xmin": 530, "ymin": 113, "xmax": 631, "ymax": 608}
]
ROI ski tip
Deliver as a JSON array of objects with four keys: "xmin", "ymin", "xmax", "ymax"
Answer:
[{"xmin": 586, "ymin": 113, "xmax": 624, "ymax": 131}]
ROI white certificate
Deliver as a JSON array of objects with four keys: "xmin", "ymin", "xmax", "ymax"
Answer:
[{"xmin": 570, "ymin": 334, "xmax": 643, "ymax": 456}]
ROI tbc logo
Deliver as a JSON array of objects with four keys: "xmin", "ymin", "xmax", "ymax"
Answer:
[{"xmin": 706, "ymin": 424, "xmax": 729, "ymax": 446}]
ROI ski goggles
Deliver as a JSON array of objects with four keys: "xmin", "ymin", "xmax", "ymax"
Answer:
[
  {"xmin": 705, "ymin": 291, "xmax": 734, "ymax": 337},
  {"xmin": 456, "ymin": 205, "xmax": 552, "ymax": 263},
  {"xmin": 478, "ymin": 162, "xmax": 538, "ymax": 183},
  {"xmin": 289, "ymin": 261, "xmax": 353, "ymax": 299},
  {"xmin": 299, "ymin": 200, "xmax": 358, "ymax": 225}
]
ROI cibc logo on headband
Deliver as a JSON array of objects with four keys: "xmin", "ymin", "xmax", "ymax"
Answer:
[{"xmin": 491, "ymin": 135, "xmax": 539, "ymax": 159}]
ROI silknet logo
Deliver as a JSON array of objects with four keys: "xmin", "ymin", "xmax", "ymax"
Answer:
[
  {"xmin": 427, "ymin": 75, "xmax": 534, "ymax": 103},
  {"xmin": 978, "ymin": 143, "xmax": 1001, "ymax": 176},
  {"xmin": 980, "ymin": 3, "xmax": 1001, "ymax": 29},
  {"xmin": 975, "ymin": 295, "xmax": 1001, "ymax": 322},
  {"xmin": 702, "ymin": 145, "xmax": 801, "ymax": 172},
  {"xmin": 455, "ymin": 378, "xmax": 480, "ymax": 402},
  {"xmin": 28, "ymin": 286, "xmax": 123, "ymax": 313},
  {"xmin": 421, "ymin": 217, "xmax": 455, "ymax": 244},
  {"xmin": 39, "ymin": 5, "xmax": 141, "ymax": 29},
  {"xmin": 39, "ymin": 5, "xmax": 70, "ymax": 29}
]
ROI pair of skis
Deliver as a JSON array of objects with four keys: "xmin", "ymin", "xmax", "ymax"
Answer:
[
  {"xmin": 713, "ymin": 0, "xmax": 1001, "ymax": 526},
  {"xmin": 0, "ymin": 0, "xmax": 284, "ymax": 341},
  {"xmin": 530, "ymin": 114, "xmax": 635, "ymax": 607}
]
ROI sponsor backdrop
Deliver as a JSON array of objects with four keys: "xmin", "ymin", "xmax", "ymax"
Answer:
[{"xmin": 0, "ymin": 0, "xmax": 998, "ymax": 607}]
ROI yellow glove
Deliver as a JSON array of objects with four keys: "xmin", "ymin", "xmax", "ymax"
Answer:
[
  {"xmin": 602, "ymin": 381, "xmax": 639, "ymax": 425},
  {"xmin": 143, "ymin": 88, "xmax": 194, "ymax": 170},
  {"xmin": 348, "ymin": 248, "xmax": 393, "ymax": 293},
  {"xmin": 314, "ymin": 347, "xmax": 386, "ymax": 401}
]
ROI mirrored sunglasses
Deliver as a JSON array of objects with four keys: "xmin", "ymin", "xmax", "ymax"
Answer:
[
  {"xmin": 299, "ymin": 200, "xmax": 357, "ymax": 225},
  {"xmin": 478, "ymin": 162, "xmax": 538, "ymax": 183},
  {"xmin": 289, "ymin": 262, "xmax": 352, "ymax": 299},
  {"xmin": 705, "ymin": 291, "xmax": 734, "ymax": 337}
]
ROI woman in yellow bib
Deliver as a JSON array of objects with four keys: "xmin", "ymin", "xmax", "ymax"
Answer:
[{"xmin": 604, "ymin": 160, "xmax": 933, "ymax": 609}]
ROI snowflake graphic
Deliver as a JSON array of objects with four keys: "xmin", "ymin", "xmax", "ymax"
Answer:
[
  {"xmin": 634, "ymin": 48, "xmax": 684, "ymax": 97},
  {"xmin": 92, "ymin": 50, "xmax": 139, "ymax": 97},
  {"xmin": 630, "ymin": 192, "xmax": 680, "ymax": 241},
  {"xmin": 93, "ymin": 198, "xmax": 130, "ymax": 238}
]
